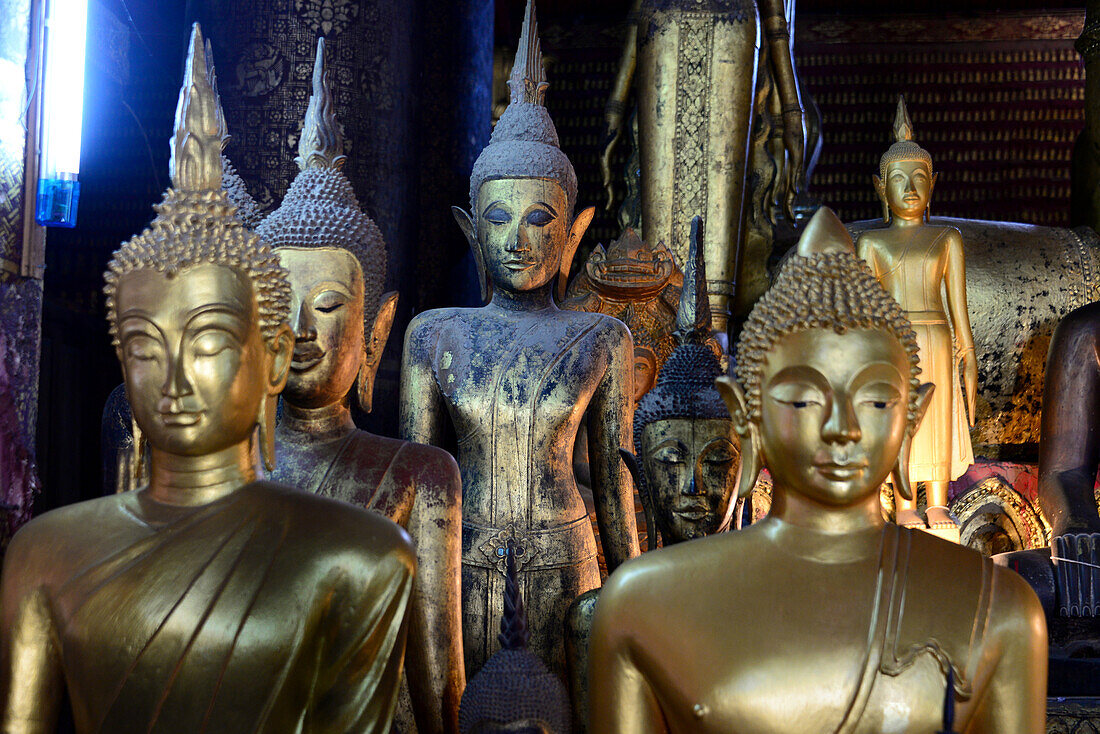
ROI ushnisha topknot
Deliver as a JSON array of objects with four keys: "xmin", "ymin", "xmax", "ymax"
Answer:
[
  {"xmin": 104, "ymin": 23, "xmax": 290, "ymax": 345},
  {"xmin": 255, "ymin": 37, "xmax": 387, "ymax": 330},
  {"xmin": 878, "ymin": 96, "xmax": 933, "ymax": 180},
  {"xmin": 468, "ymin": 0, "xmax": 577, "ymax": 217},
  {"xmin": 734, "ymin": 207, "xmax": 922, "ymax": 428}
]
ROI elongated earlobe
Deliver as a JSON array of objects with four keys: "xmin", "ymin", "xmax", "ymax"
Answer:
[
  {"xmin": 357, "ymin": 291, "xmax": 399, "ymax": 413},
  {"xmin": 453, "ymin": 206, "xmax": 490, "ymax": 303},
  {"xmin": 891, "ymin": 382, "xmax": 935, "ymax": 501},
  {"xmin": 873, "ymin": 174, "xmax": 889, "ymax": 224},
  {"xmin": 621, "ymin": 448, "xmax": 658, "ymax": 551},
  {"xmin": 716, "ymin": 377, "xmax": 761, "ymax": 499},
  {"xmin": 559, "ymin": 206, "xmax": 595, "ymax": 301}
]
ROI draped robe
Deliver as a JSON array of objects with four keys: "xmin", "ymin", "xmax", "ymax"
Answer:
[{"xmin": 0, "ymin": 481, "xmax": 414, "ymax": 734}]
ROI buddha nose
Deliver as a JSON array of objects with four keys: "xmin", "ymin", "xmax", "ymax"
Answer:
[
  {"xmin": 292, "ymin": 301, "xmax": 317, "ymax": 341},
  {"xmin": 506, "ymin": 224, "xmax": 529, "ymax": 252},
  {"xmin": 683, "ymin": 471, "xmax": 703, "ymax": 497},
  {"xmin": 822, "ymin": 396, "xmax": 861, "ymax": 444},
  {"xmin": 162, "ymin": 346, "xmax": 194, "ymax": 400}
]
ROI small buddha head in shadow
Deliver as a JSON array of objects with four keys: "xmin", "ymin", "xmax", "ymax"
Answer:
[
  {"xmin": 103, "ymin": 24, "xmax": 293, "ymax": 471},
  {"xmin": 719, "ymin": 208, "xmax": 934, "ymax": 508},
  {"xmin": 453, "ymin": 0, "xmax": 594, "ymax": 304},
  {"xmin": 874, "ymin": 96, "xmax": 937, "ymax": 224},
  {"xmin": 625, "ymin": 217, "xmax": 735, "ymax": 547},
  {"xmin": 255, "ymin": 37, "xmax": 396, "ymax": 414}
]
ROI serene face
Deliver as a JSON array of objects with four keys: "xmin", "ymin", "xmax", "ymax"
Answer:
[
  {"xmin": 278, "ymin": 247, "xmax": 365, "ymax": 409},
  {"xmin": 477, "ymin": 177, "xmax": 568, "ymax": 293},
  {"xmin": 640, "ymin": 417, "xmax": 738, "ymax": 542},
  {"xmin": 759, "ymin": 327, "xmax": 909, "ymax": 507},
  {"xmin": 882, "ymin": 159, "xmax": 932, "ymax": 221},
  {"xmin": 115, "ymin": 263, "xmax": 269, "ymax": 457},
  {"xmin": 633, "ymin": 346, "xmax": 657, "ymax": 403}
]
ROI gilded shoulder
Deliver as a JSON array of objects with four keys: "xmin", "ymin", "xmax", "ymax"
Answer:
[{"xmin": 397, "ymin": 440, "xmax": 462, "ymax": 500}]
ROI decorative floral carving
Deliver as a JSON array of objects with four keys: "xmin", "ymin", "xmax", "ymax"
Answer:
[{"xmin": 295, "ymin": 0, "xmax": 359, "ymax": 36}]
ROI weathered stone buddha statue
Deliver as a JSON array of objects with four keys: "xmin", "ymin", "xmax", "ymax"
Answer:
[
  {"xmin": 400, "ymin": 0, "xmax": 639, "ymax": 678},
  {"xmin": 589, "ymin": 208, "xmax": 1047, "ymax": 734},
  {"xmin": 560, "ymin": 228, "xmax": 682, "ymax": 403},
  {"xmin": 600, "ymin": 0, "xmax": 807, "ymax": 335},
  {"xmin": 564, "ymin": 219, "xmax": 734, "ymax": 732},
  {"xmin": 0, "ymin": 25, "xmax": 415, "ymax": 733},
  {"xmin": 856, "ymin": 98, "xmax": 976, "ymax": 539},
  {"xmin": 254, "ymin": 38, "xmax": 463, "ymax": 734}
]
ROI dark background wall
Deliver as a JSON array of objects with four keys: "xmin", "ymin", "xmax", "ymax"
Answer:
[{"xmin": 33, "ymin": 0, "xmax": 1090, "ymax": 514}]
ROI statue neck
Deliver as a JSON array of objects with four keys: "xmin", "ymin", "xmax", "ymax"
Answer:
[
  {"xmin": 889, "ymin": 214, "xmax": 925, "ymax": 230},
  {"xmin": 146, "ymin": 442, "xmax": 256, "ymax": 507},
  {"xmin": 280, "ymin": 400, "xmax": 356, "ymax": 440},
  {"xmin": 762, "ymin": 484, "xmax": 886, "ymax": 563},
  {"xmin": 489, "ymin": 283, "xmax": 556, "ymax": 312}
]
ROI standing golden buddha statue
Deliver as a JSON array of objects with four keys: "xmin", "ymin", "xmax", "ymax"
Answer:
[
  {"xmin": 856, "ymin": 98, "xmax": 976, "ymax": 539},
  {"xmin": 588, "ymin": 208, "xmax": 1047, "ymax": 734},
  {"xmin": 255, "ymin": 38, "xmax": 463, "ymax": 734},
  {"xmin": 1, "ymin": 25, "xmax": 415, "ymax": 733},
  {"xmin": 600, "ymin": 0, "xmax": 806, "ymax": 339},
  {"xmin": 400, "ymin": 0, "xmax": 639, "ymax": 678}
]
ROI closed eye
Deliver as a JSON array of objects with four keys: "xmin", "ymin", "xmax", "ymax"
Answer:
[
  {"xmin": 526, "ymin": 209, "xmax": 554, "ymax": 226},
  {"xmin": 484, "ymin": 207, "xmax": 511, "ymax": 225}
]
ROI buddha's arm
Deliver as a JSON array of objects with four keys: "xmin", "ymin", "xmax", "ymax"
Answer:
[
  {"xmin": 967, "ymin": 568, "xmax": 1047, "ymax": 733},
  {"xmin": 760, "ymin": 0, "xmax": 805, "ymax": 217},
  {"xmin": 587, "ymin": 323, "xmax": 641, "ymax": 572},
  {"xmin": 943, "ymin": 228, "xmax": 977, "ymax": 422},
  {"xmin": 399, "ymin": 316, "xmax": 446, "ymax": 447},
  {"xmin": 1038, "ymin": 305, "xmax": 1100, "ymax": 536},
  {"xmin": 404, "ymin": 450, "xmax": 464, "ymax": 734},
  {"xmin": 600, "ymin": 0, "xmax": 643, "ymax": 208},
  {"xmin": 1, "ymin": 534, "xmax": 62, "ymax": 734},
  {"xmin": 588, "ymin": 576, "xmax": 665, "ymax": 734},
  {"xmin": 314, "ymin": 546, "xmax": 416, "ymax": 733},
  {"xmin": 855, "ymin": 234, "xmax": 880, "ymax": 277}
]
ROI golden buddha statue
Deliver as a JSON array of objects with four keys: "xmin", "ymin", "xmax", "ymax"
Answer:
[
  {"xmin": 600, "ymin": 0, "xmax": 806, "ymax": 337},
  {"xmin": 856, "ymin": 98, "xmax": 976, "ymax": 539},
  {"xmin": 254, "ymin": 38, "xmax": 463, "ymax": 734},
  {"xmin": 561, "ymin": 228, "xmax": 682, "ymax": 403},
  {"xmin": 0, "ymin": 26, "xmax": 416, "ymax": 733},
  {"xmin": 400, "ymin": 0, "xmax": 639, "ymax": 678},
  {"xmin": 588, "ymin": 208, "xmax": 1047, "ymax": 734}
]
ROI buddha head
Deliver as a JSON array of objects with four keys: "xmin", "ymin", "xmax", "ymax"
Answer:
[
  {"xmin": 104, "ymin": 24, "xmax": 292, "ymax": 475},
  {"xmin": 874, "ymin": 96, "xmax": 937, "ymax": 224},
  {"xmin": 454, "ymin": 0, "xmax": 594, "ymax": 304},
  {"xmin": 719, "ymin": 208, "xmax": 934, "ymax": 508},
  {"xmin": 255, "ymin": 38, "xmax": 395, "ymax": 414},
  {"xmin": 626, "ymin": 218, "xmax": 735, "ymax": 548}
]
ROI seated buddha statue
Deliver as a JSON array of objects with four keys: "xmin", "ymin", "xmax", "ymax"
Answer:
[
  {"xmin": 255, "ymin": 38, "xmax": 463, "ymax": 733},
  {"xmin": 588, "ymin": 208, "xmax": 1047, "ymax": 734},
  {"xmin": 856, "ymin": 97, "xmax": 976, "ymax": 538},
  {"xmin": 400, "ymin": 0, "xmax": 639, "ymax": 678},
  {"xmin": 0, "ymin": 26, "xmax": 415, "ymax": 733}
]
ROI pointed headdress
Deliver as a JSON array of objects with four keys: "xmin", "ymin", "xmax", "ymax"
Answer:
[
  {"xmin": 469, "ymin": 0, "xmax": 577, "ymax": 216},
  {"xmin": 255, "ymin": 37, "xmax": 387, "ymax": 329},
  {"xmin": 632, "ymin": 217, "xmax": 731, "ymax": 548},
  {"xmin": 878, "ymin": 96, "xmax": 933, "ymax": 180},
  {"xmin": 104, "ymin": 23, "xmax": 290, "ymax": 345}
]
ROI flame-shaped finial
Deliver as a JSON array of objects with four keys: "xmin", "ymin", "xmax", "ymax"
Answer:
[
  {"xmin": 795, "ymin": 207, "xmax": 856, "ymax": 257},
  {"xmin": 508, "ymin": 0, "xmax": 548, "ymax": 106},
  {"xmin": 674, "ymin": 216, "xmax": 713, "ymax": 343},
  {"xmin": 204, "ymin": 37, "xmax": 229, "ymax": 151},
  {"xmin": 296, "ymin": 37, "xmax": 347, "ymax": 171},
  {"xmin": 892, "ymin": 95, "xmax": 915, "ymax": 144},
  {"xmin": 169, "ymin": 24, "xmax": 224, "ymax": 193}
]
